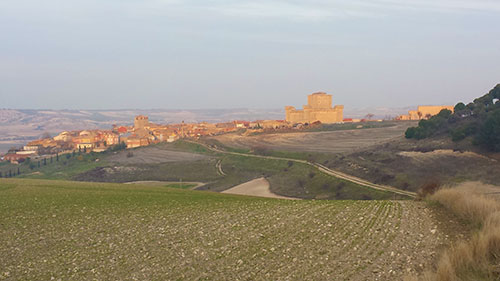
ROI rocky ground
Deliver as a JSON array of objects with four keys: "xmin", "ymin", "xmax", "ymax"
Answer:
[{"xmin": 0, "ymin": 179, "xmax": 466, "ymax": 281}]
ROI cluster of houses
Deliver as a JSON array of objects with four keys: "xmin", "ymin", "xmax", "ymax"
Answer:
[
  {"xmin": 2, "ymin": 102, "xmax": 453, "ymax": 164},
  {"xmin": 1, "ymin": 116, "xmax": 296, "ymax": 163}
]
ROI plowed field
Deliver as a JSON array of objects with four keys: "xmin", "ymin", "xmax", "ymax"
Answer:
[
  {"xmin": 0, "ymin": 179, "xmax": 462, "ymax": 280},
  {"xmin": 212, "ymin": 123, "xmax": 413, "ymax": 153}
]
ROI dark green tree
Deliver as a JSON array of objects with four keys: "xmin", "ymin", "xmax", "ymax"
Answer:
[
  {"xmin": 454, "ymin": 102, "xmax": 466, "ymax": 112},
  {"xmin": 476, "ymin": 110, "xmax": 500, "ymax": 151}
]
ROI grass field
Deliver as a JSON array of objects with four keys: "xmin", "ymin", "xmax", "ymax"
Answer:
[
  {"xmin": 0, "ymin": 179, "xmax": 462, "ymax": 280},
  {"xmin": 164, "ymin": 183, "xmax": 198, "ymax": 189},
  {"xmin": 1, "ymin": 141, "xmax": 397, "ymax": 200}
]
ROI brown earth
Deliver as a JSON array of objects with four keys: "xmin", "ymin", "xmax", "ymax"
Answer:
[
  {"xmin": 222, "ymin": 177, "xmax": 299, "ymax": 200},
  {"xmin": 0, "ymin": 179, "xmax": 468, "ymax": 281},
  {"xmin": 211, "ymin": 123, "xmax": 414, "ymax": 153},
  {"xmin": 107, "ymin": 146, "xmax": 208, "ymax": 164}
]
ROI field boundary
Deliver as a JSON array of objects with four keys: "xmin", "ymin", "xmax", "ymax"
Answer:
[{"xmin": 187, "ymin": 140, "xmax": 416, "ymax": 198}]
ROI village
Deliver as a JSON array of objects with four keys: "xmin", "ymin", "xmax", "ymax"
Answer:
[{"xmin": 1, "ymin": 92, "xmax": 453, "ymax": 164}]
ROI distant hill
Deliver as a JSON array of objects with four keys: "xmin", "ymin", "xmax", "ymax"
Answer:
[{"xmin": 0, "ymin": 108, "xmax": 284, "ymax": 151}]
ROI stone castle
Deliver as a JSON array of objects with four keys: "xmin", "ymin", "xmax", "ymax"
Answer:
[
  {"xmin": 285, "ymin": 92, "xmax": 344, "ymax": 124},
  {"xmin": 398, "ymin": 105, "xmax": 454, "ymax": 121}
]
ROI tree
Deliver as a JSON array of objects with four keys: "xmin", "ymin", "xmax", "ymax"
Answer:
[
  {"xmin": 50, "ymin": 156, "xmax": 53, "ymax": 164},
  {"xmin": 43, "ymin": 158, "xmax": 47, "ymax": 166},
  {"xmin": 365, "ymin": 113, "xmax": 375, "ymax": 120},
  {"xmin": 454, "ymin": 102, "xmax": 466, "ymax": 112},
  {"xmin": 476, "ymin": 110, "xmax": 500, "ymax": 151},
  {"xmin": 56, "ymin": 153, "xmax": 59, "ymax": 162}
]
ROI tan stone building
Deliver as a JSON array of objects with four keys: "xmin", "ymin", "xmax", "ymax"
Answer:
[
  {"xmin": 134, "ymin": 115, "xmax": 149, "ymax": 129},
  {"xmin": 398, "ymin": 105, "xmax": 454, "ymax": 120},
  {"xmin": 285, "ymin": 92, "xmax": 344, "ymax": 124}
]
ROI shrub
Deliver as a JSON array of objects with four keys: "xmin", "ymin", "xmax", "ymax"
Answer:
[
  {"xmin": 417, "ymin": 181, "xmax": 442, "ymax": 199},
  {"xmin": 410, "ymin": 183, "xmax": 500, "ymax": 280}
]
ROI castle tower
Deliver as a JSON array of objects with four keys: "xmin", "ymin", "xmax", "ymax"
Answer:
[
  {"xmin": 134, "ymin": 115, "xmax": 149, "ymax": 129},
  {"xmin": 285, "ymin": 92, "xmax": 344, "ymax": 124}
]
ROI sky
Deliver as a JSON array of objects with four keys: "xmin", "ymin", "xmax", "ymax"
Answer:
[{"xmin": 1, "ymin": 0, "xmax": 499, "ymax": 110}]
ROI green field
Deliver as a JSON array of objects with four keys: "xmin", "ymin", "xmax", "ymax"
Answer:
[
  {"xmin": 164, "ymin": 183, "xmax": 198, "ymax": 189},
  {"xmin": 0, "ymin": 178, "xmax": 454, "ymax": 280},
  {"xmin": 1, "ymin": 141, "xmax": 398, "ymax": 200}
]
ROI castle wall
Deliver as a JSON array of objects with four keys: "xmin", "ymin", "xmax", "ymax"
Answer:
[
  {"xmin": 417, "ymin": 106, "xmax": 454, "ymax": 117},
  {"xmin": 398, "ymin": 106, "xmax": 454, "ymax": 120}
]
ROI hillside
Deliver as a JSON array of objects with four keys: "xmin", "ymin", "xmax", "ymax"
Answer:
[
  {"xmin": 405, "ymin": 84, "xmax": 500, "ymax": 152},
  {"xmin": 0, "ymin": 141, "xmax": 398, "ymax": 200},
  {"xmin": 0, "ymin": 179, "xmax": 465, "ymax": 280}
]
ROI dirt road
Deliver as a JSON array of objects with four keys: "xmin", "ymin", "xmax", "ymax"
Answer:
[
  {"xmin": 222, "ymin": 178, "xmax": 298, "ymax": 200},
  {"xmin": 189, "ymin": 141, "xmax": 416, "ymax": 198}
]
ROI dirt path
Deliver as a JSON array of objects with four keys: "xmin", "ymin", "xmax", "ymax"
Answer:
[
  {"xmin": 215, "ymin": 160, "xmax": 226, "ymax": 176},
  {"xmin": 222, "ymin": 178, "xmax": 298, "ymax": 200},
  {"xmin": 189, "ymin": 141, "xmax": 416, "ymax": 198}
]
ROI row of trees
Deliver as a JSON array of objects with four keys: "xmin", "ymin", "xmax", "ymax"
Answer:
[{"xmin": 405, "ymin": 84, "xmax": 500, "ymax": 152}]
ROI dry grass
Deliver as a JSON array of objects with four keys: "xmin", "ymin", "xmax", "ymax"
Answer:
[{"xmin": 408, "ymin": 182, "xmax": 500, "ymax": 281}]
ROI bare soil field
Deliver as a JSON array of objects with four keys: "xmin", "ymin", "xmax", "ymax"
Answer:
[
  {"xmin": 0, "ymin": 179, "xmax": 466, "ymax": 281},
  {"xmin": 107, "ymin": 146, "xmax": 209, "ymax": 164},
  {"xmin": 222, "ymin": 177, "xmax": 298, "ymax": 200},
  {"xmin": 211, "ymin": 123, "xmax": 414, "ymax": 153}
]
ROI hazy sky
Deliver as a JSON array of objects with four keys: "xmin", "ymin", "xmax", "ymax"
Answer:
[{"xmin": 1, "ymin": 0, "xmax": 499, "ymax": 109}]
